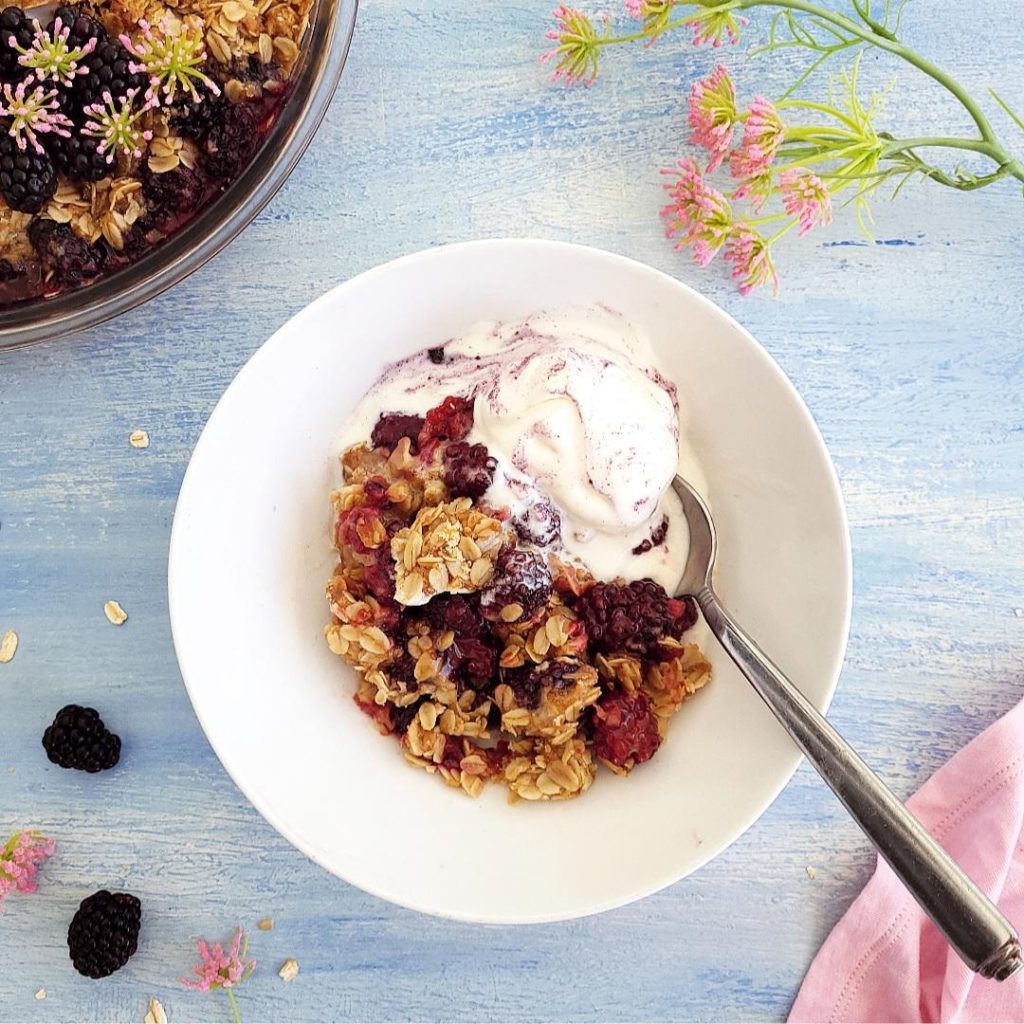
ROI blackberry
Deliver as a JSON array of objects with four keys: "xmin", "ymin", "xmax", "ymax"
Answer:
[
  {"xmin": 0, "ymin": 6, "xmax": 33, "ymax": 82},
  {"xmin": 632, "ymin": 516, "xmax": 669, "ymax": 555},
  {"xmin": 74, "ymin": 35, "xmax": 147, "ymax": 110},
  {"xmin": 169, "ymin": 84, "xmax": 226, "ymax": 142},
  {"xmin": 46, "ymin": 132, "xmax": 110, "ymax": 183},
  {"xmin": 480, "ymin": 547, "xmax": 551, "ymax": 624},
  {"xmin": 29, "ymin": 219, "xmax": 104, "ymax": 286},
  {"xmin": 449, "ymin": 636, "xmax": 496, "ymax": 688},
  {"xmin": 142, "ymin": 164, "xmax": 206, "ymax": 220},
  {"xmin": 201, "ymin": 101, "xmax": 259, "ymax": 181},
  {"xmin": 427, "ymin": 346, "xmax": 445, "ymax": 364},
  {"xmin": 592, "ymin": 690, "xmax": 661, "ymax": 767},
  {"xmin": 418, "ymin": 395, "xmax": 474, "ymax": 447},
  {"xmin": 42, "ymin": 704, "xmax": 121, "ymax": 772},
  {"xmin": 513, "ymin": 498, "xmax": 561, "ymax": 547},
  {"xmin": 420, "ymin": 594, "xmax": 484, "ymax": 638},
  {"xmin": 574, "ymin": 579, "xmax": 696, "ymax": 659},
  {"xmin": 507, "ymin": 657, "xmax": 581, "ymax": 710},
  {"xmin": 443, "ymin": 441, "xmax": 496, "ymax": 500},
  {"xmin": 0, "ymin": 257, "xmax": 19, "ymax": 281},
  {"xmin": 67, "ymin": 890, "xmax": 141, "ymax": 978},
  {"xmin": 371, "ymin": 412, "xmax": 425, "ymax": 454},
  {"xmin": 0, "ymin": 134, "xmax": 57, "ymax": 213}
]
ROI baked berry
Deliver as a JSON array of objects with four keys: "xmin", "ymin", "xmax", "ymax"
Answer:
[
  {"xmin": 443, "ymin": 441, "xmax": 496, "ymax": 499},
  {"xmin": 201, "ymin": 101, "xmax": 259, "ymax": 182},
  {"xmin": 169, "ymin": 84, "xmax": 226, "ymax": 141},
  {"xmin": 42, "ymin": 704, "xmax": 121, "ymax": 772},
  {"xmin": 0, "ymin": 6, "xmax": 34, "ymax": 81},
  {"xmin": 507, "ymin": 657, "xmax": 581, "ymax": 710},
  {"xmin": 418, "ymin": 395, "xmax": 474, "ymax": 447},
  {"xmin": 513, "ymin": 499, "xmax": 561, "ymax": 547},
  {"xmin": 67, "ymin": 890, "xmax": 141, "ymax": 978},
  {"xmin": 449, "ymin": 635, "xmax": 496, "ymax": 688},
  {"xmin": 592, "ymin": 690, "xmax": 661, "ymax": 767},
  {"xmin": 420, "ymin": 594, "xmax": 485, "ymax": 638},
  {"xmin": 361, "ymin": 547, "xmax": 396, "ymax": 604},
  {"xmin": 632, "ymin": 516, "xmax": 669, "ymax": 555},
  {"xmin": 29, "ymin": 219, "xmax": 104, "ymax": 286},
  {"xmin": 574, "ymin": 579, "xmax": 696, "ymax": 659},
  {"xmin": 0, "ymin": 257, "xmax": 19, "ymax": 282},
  {"xmin": 0, "ymin": 134, "xmax": 57, "ymax": 213},
  {"xmin": 142, "ymin": 165, "xmax": 206, "ymax": 220},
  {"xmin": 371, "ymin": 412, "xmax": 424, "ymax": 454},
  {"xmin": 480, "ymin": 547, "xmax": 551, "ymax": 624},
  {"xmin": 427, "ymin": 346, "xmax": 445, "ymax": 364}
]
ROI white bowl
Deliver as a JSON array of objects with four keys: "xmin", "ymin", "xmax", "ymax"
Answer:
[{"xmin": 169, "ymin": 239, "xmax": 851, "ymax": 923}]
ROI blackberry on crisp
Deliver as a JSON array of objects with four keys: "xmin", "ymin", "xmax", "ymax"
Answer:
[
  {"xmin": 574, "ymin": 579, "xmax": 696, "ymax": 659},
  {"xmin": 42, "ymin": 704, "xmax": 121, "ymax": 772},
  {"xmin": 67, "ymin": 890, "xmax": 141, "ymax": 978},
  {"xmin": 0, "ymin": 134, "xmax": 57, "ymax": 213},
  {"xmin": 480, "ymin": 547, "xmax": 552, "ymax": 624},
  {"xmin": 0, "ymin": 6, "xmax": 34, "ymax": 81},
  {"xmin": 47, "ymin": 132, "xmax": 111, "ymax": 183},
  {"xmin": 443, "ymin": 442, "xmax": 496, "ymax": 500},
  {"xmin": 30, "ymin": 220, "xmax": 104, "ymax": 286}
]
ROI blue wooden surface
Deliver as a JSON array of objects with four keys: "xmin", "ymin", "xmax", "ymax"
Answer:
[{"xmin": 2, "ymin": 1, "xmax": 1024, "ymax": 1020}]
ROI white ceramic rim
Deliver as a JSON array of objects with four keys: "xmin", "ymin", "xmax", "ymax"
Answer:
[{"xmin": 169, "ymin": 238, "xmax": 852, "ymax": 923}]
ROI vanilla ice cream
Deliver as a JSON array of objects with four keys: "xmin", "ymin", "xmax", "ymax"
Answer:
[{"xmin": 339, "ymin": 306, "xmax": 706, "ymax": 590}]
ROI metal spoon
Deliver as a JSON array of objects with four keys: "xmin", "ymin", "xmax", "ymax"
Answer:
[{"xmin": 672, "ymin": 475, "xmax": 1022, "ymax": 980}]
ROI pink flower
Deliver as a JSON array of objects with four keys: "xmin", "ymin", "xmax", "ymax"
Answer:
[
  {"xmin": 0, "ymin": 80, "xmax": 72, "ymax": 153},
  {"xmin": 540, "ymin": 6, "xmax": 602, "ymax": 87},
  {"xmin": 660, "ymin": 157, "xmax": 734, "ymax": 266},
  {"xmin": 624, "ymin": 0, "xmax": 644, "ymax": 14},
  {"xmin": 181, "ymin": 927, "xmax": 255, "ymax": 991},
  {"xmin": 724, "ymin": 224, "xmax": 780, "ymax": 295},
  {"xmin": 731, "ymin": 163, "xmax": 774, "ymax": 211},
  {"xmin": 779, "ymin": 168, "xmax": 833, "ymax": 236},
  {"xmin": 0, "ymin": 831, "xmax": 55, "ymax": 911},
  {"xmin": 730, "ymin": 96, "xmax": 785, "ymax": 180},
  {"xmin": 624, "ymin": 0, "xmax": 678, "ymax": 43},
  {"xmin": 685, "ymin": 8, "xmax": 748, "ymax": 47},
  {"xmin": 688, "ymin": 64, "xmax": 736, "ymax": 172}
]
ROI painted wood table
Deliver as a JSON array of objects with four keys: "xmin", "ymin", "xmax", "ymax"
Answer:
[{"xmin": 2, "ymin": 1, "xmax": 1023, "ymax": 1020}]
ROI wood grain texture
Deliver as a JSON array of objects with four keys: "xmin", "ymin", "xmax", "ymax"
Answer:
[{"xmin": 1, "ymin": 0, "xmax": 1023, "ymax": 1019}]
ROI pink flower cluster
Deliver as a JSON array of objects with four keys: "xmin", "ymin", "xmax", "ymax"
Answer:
[
  {"xmin": 0, "ymin": 831, "xmax": 55, "ymax": 911},
  {"xmin": 540, "ymin": 5, "xmax": 601, "ymax": 87},
  {"xmin": 661, "ymin": 65, "xmax": 835, "ymax": 293},
  {"xmin": 181, "ymin": 927, "xmax": 255, "ymax": 992}
]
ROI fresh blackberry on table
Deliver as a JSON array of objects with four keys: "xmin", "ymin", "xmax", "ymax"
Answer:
[
  {"xmin": 480, "ymin": 547, "xmax": 551, "ymax": 624},
  {"xmin": 371, "ymin": 412, "xmax": 425, "ymax": 454},
  {"xmin": 142, "ymin": 164, "xmax": 206, "ymax": 220},
  {"xmin": 0, "ymin": 6, "xmax": 34, "ymax": 82},
  {"xmin": 507, "ymin": 657, "xmax": 581, "ymax": 710},
  {"xmin": 0, "ymin": 133, "xmax": 57, "ymax": 213},
  {"xmin": 200, "ymin": 101, "xmax": 259, "ymax": 182},
  {"xmin": 443, "ymin": 441, "xmax": 496, "ymax": 500},
  {"xmin": 574, "ymin": 579, "xmax": 696, "ymax": 660},
  {"xmin": 591, "ymin": 689, "xmax": 661, "ymax": 767},
  {"xmin": 29, "ymin": 219, "xmax": 104, "ymax": 286},
  {"xmin": 67, "ymin": 890, "xmax": 141, "ymax": 978},
  {"xmin": 46, "ymin": 131, "xmax": 110, "ymax": 183},
  {"xmin": 41, "ymin": 704, "xmax": 121, "ymax": 772}
]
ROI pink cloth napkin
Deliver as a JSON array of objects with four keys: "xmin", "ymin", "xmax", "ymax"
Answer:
[{"xmin": 790, "ymin": 699, "xmax": 1024, "ymax": 1023}]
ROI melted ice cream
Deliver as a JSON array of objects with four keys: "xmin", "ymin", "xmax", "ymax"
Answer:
[{"xmin": 338, "ymin": 306, "xmax": 707, "ymax": 591}]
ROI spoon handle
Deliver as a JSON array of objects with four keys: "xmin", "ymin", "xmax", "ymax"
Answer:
[{"xmin": 695, "ymin": 585, "xmax": 1022, "ymax": 980}]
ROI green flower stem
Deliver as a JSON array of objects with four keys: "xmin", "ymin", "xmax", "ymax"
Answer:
[
  {"xmin": 777, "ymin": 99, "xmax": 862, "ymax": 133},
  {"xmin": 225, "ymin": 988, "xmax": 241, "ymax": 1024},
  {"xmin": 723, "ymin": 0, "xmax": 1024, "ymax": 183}
]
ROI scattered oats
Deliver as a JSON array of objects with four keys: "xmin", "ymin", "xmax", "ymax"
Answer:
[
  {"xmin": 129, "ymin": 429, "xmax": 150, "ymax": 449},
  {"xmin": 35, "ymin": 989, "xmax": 46, "ymax": 1000},
  {"xmin": 278, "ymin": 958, "xmax": 299, "ymax": 982},
  {"xmin": 258, "ymin": 30, "xmax": 272, "ymax": 62},
  {"xmin": 257, "ymin": 917, "xmax": 274, "ymax": 931},
  {"xmin": 104, "ymin": 600, "xmax": 128, "ymax": 625},
  {"xmin": 806, "ymin": 865, "xmax": 817, "ymax": 879},
  {"xmin": 0, "ymin": 630, "xmax": 18, "ymax": 663},
  {"xmin": 144, "ymin": 996, "xmax": 167, "ymax": 1023}
]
